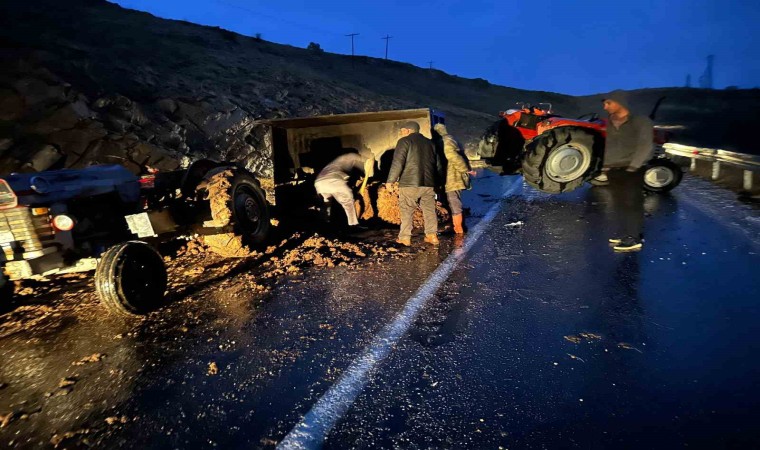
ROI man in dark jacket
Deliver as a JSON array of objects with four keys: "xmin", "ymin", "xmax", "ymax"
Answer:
[
  {"xmin": 602, "ymin": 90, "xmax": 654, "ymax": 252},
  {"xmin": 386, "ymin": 121, "xmax": 442, "ymax": 246}
]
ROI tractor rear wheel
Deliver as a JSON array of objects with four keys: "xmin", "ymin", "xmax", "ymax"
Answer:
[
  {"xmin": 95, "ymin": 241, "xmax": 167, "ymax": 316},
  {"xmin": 522, "ymin": 127, "xmax": 602, "ymax": 194},
  {"xmin": 643, "ymin": 159, "xmax": 683, "ymax": 193},
  {"xmin": 203, "ymin": 170, "xmax": 270, "ymax": 258}
]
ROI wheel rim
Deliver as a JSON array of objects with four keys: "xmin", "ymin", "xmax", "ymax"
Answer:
[
  {"xmin": 234, "ymin": 186, "xmax": 262, "ymax": 232},
  {"xmin": 545, "ymin": 143, "xmax": 592, "ymax": 182},
  {"xmin": 645, "ymin": 166, "xmax": 674, "ymax": 188}
]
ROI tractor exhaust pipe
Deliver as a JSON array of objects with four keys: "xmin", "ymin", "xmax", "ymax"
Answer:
[{"xmin": 649, "ymin": 96, "xmax": 667, "ymax": 120}]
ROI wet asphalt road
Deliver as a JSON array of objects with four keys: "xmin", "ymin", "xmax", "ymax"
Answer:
[{"xmin": 2, "ymin": 171, "xmax": 760, "ymax": 449}]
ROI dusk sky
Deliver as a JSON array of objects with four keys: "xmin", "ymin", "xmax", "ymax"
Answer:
[{"xmin": 112, "ymin": 0, "xmax": 760, "ymax": 95}]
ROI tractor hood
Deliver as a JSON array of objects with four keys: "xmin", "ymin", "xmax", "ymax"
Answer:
[{"xmin": 1, "ymin": 165, "xmax": 140, "ymax": 207}]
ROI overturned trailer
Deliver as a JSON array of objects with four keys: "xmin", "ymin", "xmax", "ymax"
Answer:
[{"xmin": 243, "ymin": 108, "xmax": 446, "ymax": 207}]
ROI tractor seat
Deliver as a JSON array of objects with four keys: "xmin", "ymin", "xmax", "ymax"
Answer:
[{"xmin": 515, "ymin": 113, "xmax": 544, "ymax": 130}]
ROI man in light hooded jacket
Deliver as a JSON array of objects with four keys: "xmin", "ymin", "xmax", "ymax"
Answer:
[{"xmin": 314, "ymin": 152, "xmax": 373, "ymax": 229}]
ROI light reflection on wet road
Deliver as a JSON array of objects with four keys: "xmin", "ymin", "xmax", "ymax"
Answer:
[
  {"xmin": 325, "ymin": 173, "xmax": 760, "ymax": 449},
  {"xmin": 1, "ymin": 171, "xmax": 759, "ymax": 449}
]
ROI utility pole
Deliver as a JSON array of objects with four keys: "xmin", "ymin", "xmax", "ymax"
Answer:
[
  {"xmin": 428, "ymin": 61, "xmax": 434, "ymax": 70},
  {"xmin": 381, "ymin": 35, "xmax": 392, "ymax": 60},
  {"xmin": 346, "ymin": 33, "xmax": 359, "ymax": 67},
  {"xmin": 699, "ymin": 55, "xmax": 714, "ymax": 89}
]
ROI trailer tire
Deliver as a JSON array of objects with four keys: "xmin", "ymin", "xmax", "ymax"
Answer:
[
  {"xmin": 203, "ymin": 170, "xmax": 270, "ymax": 258},
  {"xmin": 522, "ymin": 127, "xmax": 602, "ymax": 194},
  {"xmin": 95, "ymin": 241, "xmax": 167, "ymax": 316},
  {"xmin": 643, "ymin": 159, "xmax": 682, "ymax": 193}
]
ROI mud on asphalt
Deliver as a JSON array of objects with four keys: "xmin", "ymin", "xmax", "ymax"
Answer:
[
  {"xmin": 0, "ymin": 219, "xmax": 437, "ymax": 447},
  {"xmin": 0, "ymin": 176, "xmax": 463, "ymax": 448},
  {"xmin": 1, "ymin": 224, "xmax": 421, "ymax": 339}
]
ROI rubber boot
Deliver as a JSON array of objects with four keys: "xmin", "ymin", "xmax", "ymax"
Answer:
[{"xmin": 452, "ymin": 214, "xmax": 465, "ymax": 235}]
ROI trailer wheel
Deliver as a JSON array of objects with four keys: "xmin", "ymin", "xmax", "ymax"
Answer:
[
  {"xmin": 203, "ymin": 170, "xmax": 270, "ymax": 257},
  {"xmin": 522, "ymin": 127, "xmax": 603, "ymax": 194},
  {"xmin": 643, "ymin": 159, "xmax": 683, "ymax": 193},
  {"xmin": 95, "ymin": 241, "xmax": 167, "ymax": 316}
]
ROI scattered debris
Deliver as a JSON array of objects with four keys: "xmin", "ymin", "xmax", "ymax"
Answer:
[
  {"xmin": 564, "ymin": 332, "xmax": 602, "ymax": 344},
  {"xmin": 567, "ymin": 353, "xmax": 586, "ymax": 363},
  {"xmin": 0, "ymin": 412, "xmax": 17, "ymax": 428},
  {"xmin": 50, "ymin": 429, "xmax": 92, "ymax": 448},
  {"xmin": 105, "ymin": 416, "xmax": 129, "ymax": 425},
  {"xmin": 580, "ymin": 332, "xmax": 602, "ymax": 341},
  {"xmin": 617, "ymin": 342, "xmax": 644, "ymax": 353},
  {"xmin": 58, "ymin": 377, "xmax": 77, "ymax": 388},
  {"xmin": 73, "ymin": 353, "xmax": 105, "ymax": 366},
  {"xmin": 505, "ymin": 221, "xmax": 524, "ymax": 228},
  {"xmin": 207, "ymin": 362, "xmax": 219, "ymax": 375}
]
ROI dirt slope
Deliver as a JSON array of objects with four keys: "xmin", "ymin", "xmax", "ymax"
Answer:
[{"xmin": 1, "ymin": 0, "xmax": 757, "ymax": 177}]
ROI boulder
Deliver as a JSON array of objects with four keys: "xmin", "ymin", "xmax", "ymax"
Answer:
[
  {"xmin": 26, "ymin": 101, "xmax": 93, "ymax": 134},
  {"xmin": 12, "ymin": 77, "xmax": 67, "ymax": 107}
]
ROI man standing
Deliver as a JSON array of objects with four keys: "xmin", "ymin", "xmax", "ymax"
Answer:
[
  {"xmin": 314, "ymin": 152, "xmax": 373, "ymax": 230},
  {"xmin": 602, "ymin": 90, "xmax": 654, "ymax": 252},
  {"xmin": 434, "ymin": 123, "xmax": 475, "ymax": 235},
  {"xmin": 386, "ymin": 121, "xmax": 442, "ymax": 246}
]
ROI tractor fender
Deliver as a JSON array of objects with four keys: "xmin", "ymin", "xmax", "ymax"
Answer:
[
  {"xmin": 194, "ymin": 165, "xmax": 260, "ymax": 193},
  {"xmin": 536, "ymin": 117, "xmax": 606, "ymax": 137},
  {"xmin": 179, "ymin": 159, "xmax": 226, "ymax": 197}
]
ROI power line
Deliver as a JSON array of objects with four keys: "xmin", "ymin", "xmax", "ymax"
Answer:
[
  {"xmin": 215, "ymin": 0, "xmax": 342, "ymax": 38},
  {"xmin": 381, "ymin": 35, "xmax": 392, "ymax": 60}
]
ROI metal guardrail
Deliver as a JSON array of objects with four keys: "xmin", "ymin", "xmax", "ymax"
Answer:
[{"xmin": 663, "ymin": 143, "xmax": 760, "ymax": 190}]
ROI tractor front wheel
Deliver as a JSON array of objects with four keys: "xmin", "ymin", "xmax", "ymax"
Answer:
[
  {"xmin": 95, "ymin": 241, "xmax": 167, "ymax": 316},
  {"xmin": 522, "ymin": 127, "xmax": 603, "ymax": 194},
  {"xmin": 643, "ymin": 159, "xmax": 683, "ymax": 193}
]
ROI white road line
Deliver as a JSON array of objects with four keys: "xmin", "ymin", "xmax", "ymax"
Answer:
[{"xmin": 277, "ymin": 180, "xmax": 522, "ymax": 450}]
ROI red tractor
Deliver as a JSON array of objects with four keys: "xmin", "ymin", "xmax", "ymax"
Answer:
[{"xmin": 478, "ymin": 100, "xmax": 683, "ymax": 193}]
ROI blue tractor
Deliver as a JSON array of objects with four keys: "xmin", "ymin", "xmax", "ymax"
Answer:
[{"xmin": 1, "ymin": 161, "xmax": 269, "ymax": 315}]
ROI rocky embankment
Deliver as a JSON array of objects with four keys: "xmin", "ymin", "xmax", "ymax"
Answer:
[
  {"xmin": 0, "ymin": 0, "xmax": 579, "ymax": 177},
  {"xmin": 2, "ymin": 0, "xmax": 759, "ymax": 178}
]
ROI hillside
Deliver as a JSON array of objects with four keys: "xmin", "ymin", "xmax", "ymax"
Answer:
[{"xmin": 1, "ymin": 0, "xmax": 758, "ymax": 176}]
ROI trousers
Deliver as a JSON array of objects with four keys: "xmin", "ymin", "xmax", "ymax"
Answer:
[
  {"xmin": 606, "ymin": 168, "xmax": 645, "ymax": 239},
  {"xmin": 398, "ymin": 186, "xmax": 437, "ymax": 239},
  {"xmin": 315, "ymin": 178, "xmax": 358, "ymax": 226}
]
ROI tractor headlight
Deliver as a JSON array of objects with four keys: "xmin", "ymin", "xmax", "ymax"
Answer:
[{"xmin": 52, "ymin": 215, "xmax": 75, "ymax": 231}]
